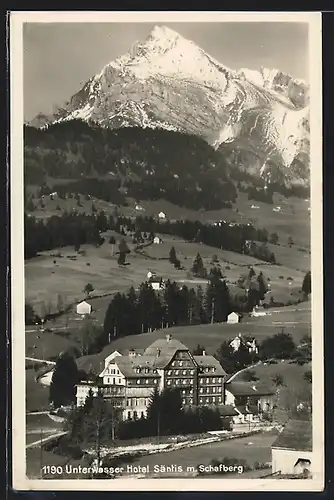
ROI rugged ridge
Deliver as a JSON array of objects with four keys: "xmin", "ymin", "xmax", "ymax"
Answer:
[{"xmin": 29, "ymin": 25, "xmax": 310, "ymax": 187}]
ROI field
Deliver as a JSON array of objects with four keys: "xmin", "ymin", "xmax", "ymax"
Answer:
[
  {"xmin": 25, "ymin": 229, "xmax": 307, "ymax": 318},
  {"xmin": 121, "ymin": 430, "xmax": 278, "ymax": 477},
  {"xmin": 26, "ymin": 368, "xmax": 50, "ymax": 412},
  {"xmin": 28, "ymin": 190, "xmax": 310, "ymax": 249},
  {"xmin": 76, "ymin": 305, "xmax": 311, "ymax": 374}
]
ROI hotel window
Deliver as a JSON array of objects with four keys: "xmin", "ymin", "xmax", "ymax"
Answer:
[
  {"xmin": 167, "ymin": 370, "xmax": 172, "ymax": 375},
  {"xmin": 217, "ymin": 386, "xmax": 222, "ymax": 393},
  {"xmin": 154, "ymin": 379, "xmax": 158, "ymax": 384},
  {"xmin": 127, "ymin": 411, "xmax": 131, "ymax": 420},
  {"xmin": 211, "ymin": 367, "xmax": 215, "ymax": 373},
  {"xmin": 206, "ymin": 398, "xmax": 210, "ymax": 403},
  {"xmin": 190, "ymin": 370, "xmax": 194, "ymax": 375},
  {"xmin": 175, "ymin": 370, "xmax": 179, "ymax": 375},
  {"xmin": 153, "ymin": 369, "xmax": 157, "ymax": 374},
  {"xmin": 111, "ymin": 369, "xmax": 115, "ymax": 374},
  {"xmin": 136, "ymin": 368, "xmax": 141, "ymax": 374},
  {"xmin": 145, "ymin": 379, "xmax": 149, "ymax": 384},
  {"xmin": 182, "ymin": 380, "xmax": 187, "ymax": 385},
  {"xmin": 179, "ymin": 361, "xmax": 183, "ymax": 367},
  {"xmin": 182, "ymin": 399, "xmax": 186, "ymax": 405},
  {"xmin": 219, "ymin": 397, "xmax": 222, "ymax": 403},
  {"xmin": 213, "ymin": 387, "xmax": 216, "ymax": 393},
  {"xmin": 136, "ymin": 379, "xmax": 141, "ymax": 385},
  {"xmin": 175, "ymin": 379, "xmax": 180, "ymax": 385},
  {"xmin": 116, "ymin": 369, "xmax": 119, "ymax": 374},
  {"xmin": 199, "ymin": 398, "xmax": 203, "ymax": 404},
  {"xmin": 112, "ymin": 378, "xmax": 115, "ymax": 384},
  {"xmin": 206, "ymin": 387, "xmax": 210, "ymax": 394},
  {"xmin": 199, "ymin": 379, "xmax": 203, "ymax": 384},
  {"xmin": 133, "ymin": 411, "xmax": 138, "ymax": 420},
  {"xmin": 167, "ymin": 380, "xmax": 172, "ymax": 385},
  {"xmin": 190, "ymin": 389, "xmax": 193, "ymax": 395},
  {"xmin": 200, "ymin": 388, "xmax": 203, "ymax": 394},
  {"xmin": 171, "ymin": 361, "xmax": 176, "ymax": 366},
  {"xmin": 182, "ymin": 390, "xmax": 186, "ymax": 394},
  {"xmin": 189, "ymin": 398, "xmax": 193, "ymax": 405},
  {"xmin": 212, "ymin": 377, "xmax": 216, "ymax": 383},
  {"xmin": 206, "ymin": 378, "xmax": 210, "ymax": 384},
  {"xmin": 182, "ymin": 370, "xmax": 187, "ymax": 375},
  {"xmin": 218, "ymin": 378, "xmax": 222, "ymax": 383},
  {"xmin": 141, "ymin": 411, "xmax": 145, "ymax": 418},
  {"xmin": 145, "ymin": 368, "xmax": 149, "ymax": 374},
  {"xmin": 205, "ymin": 367, "xmax": 210, "ymax": 373}
]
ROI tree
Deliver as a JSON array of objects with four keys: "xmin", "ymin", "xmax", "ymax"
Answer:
[
  {"xmin": 260, "ymin": 330, "xmax": 297, "ymax": 360},
  {"xmin": 256, "ymin": 271, "xmax": 268, "ymax": 301},
  {"xmin": 302, "ymin": 271, "xmax": 311, "ymax": 298},
  {"xmin": 272, "ymin": 374, "xmax": 285, "ymax": 387},
  {"xmin": 56, "ymin": 294, "xmax": 65, "ymax": 314},
  {"xmin": 303, "ymin": 370, "xmax": 312, "ymax": 384},
  {"xmin": 191, "ymin": 253, "xmax": 207, "ymax": 278},
  {"xmin": 67, "ymin": 388, "xmax": 120, "ymax": 461},
  {"xmin": 241, "ymin": 369, "xmax": 259, "ymax": 382},
  {"xmin": 83, "ymin": 283, "xmax": 94, "ymax": 297},
  {"xmin": 77, "ymin": 317, "xmax": 103, "ymax": 355},
  {"xmin": 49, "ymin": 352, "xmax": 80, "ymax": 408},
  {"xmin": 25, "ymin": 302, "xmax": 36, "ymax": 325},
  {"xmin": 269, "ymin": 232, "xmax": 279, "ymax": 245},
  {"xmin": 192, "ymin": 344, "xmax": 206, "ymax": 355},
  {"xmin": 169, "ymin": 246, "xmax": 177, "ymax": 265},
  {"xmin": 248, "ymin": 267, "xmax": 256, "ymax": 279}
]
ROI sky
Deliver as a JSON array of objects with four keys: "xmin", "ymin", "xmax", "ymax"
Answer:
[{"xmin": 23, "ymin": 22, "xmax": 309, "ymax": 121}]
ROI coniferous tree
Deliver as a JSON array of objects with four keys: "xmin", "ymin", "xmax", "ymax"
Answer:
[
  {"xmin": 191, "ymin": 253, "xmax": 207, "ymax": 278},
  {"xmin": 49, "ymin": 352, "xmax": 80, "ymax": 408},
  {"xmin": 302, "ymin": 271, "xmax": 311, "ymax": 298},
  {"xmin": 257, "ymin": 271, "xmax": 268, "ymax": 301}
]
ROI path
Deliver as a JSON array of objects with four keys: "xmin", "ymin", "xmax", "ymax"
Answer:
[
  {"xmin": 26, "ymin": 357, "xmax": 56, "ymax": 365},
  {"xmin": 26, "ymin": 431, "xmax": 68, "ymax": 449}
]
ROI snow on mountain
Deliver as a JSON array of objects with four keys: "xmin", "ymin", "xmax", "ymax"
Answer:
[{"xmin": 29, "ymin": 25, "xmax": 310, "ymax": 186}]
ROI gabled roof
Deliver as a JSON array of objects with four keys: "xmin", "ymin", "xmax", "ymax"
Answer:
[
  {"xmin": 216, "ymin": 405, "xmax": 239, "ymax": 417},
  {"xmin": 144, "ymin": 337, "xmax": 189, "ymax": 356},
  {"xmin": 115, "ymin": 355, "xmax": 161, "ymax": 378},
  {"xmin": 194, "ymin": 355, "xmax": 227, "ymax": 376},
  {"xmin": 272, "ymin": 419, "xmax": 312, "ymax": 452},
  {"xmin": 226, "ymin": 381, "xmax": 276, "ymax": 397}
]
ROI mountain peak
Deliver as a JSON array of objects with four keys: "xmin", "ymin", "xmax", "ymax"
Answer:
[{"xmin": 148, "ymin": 25, "xmax": 181, "ymax": 42}]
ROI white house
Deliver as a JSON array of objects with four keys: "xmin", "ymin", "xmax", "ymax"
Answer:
[
  {"xmin": 227, "ymin": 312, "xmax": 240, "ymax": 324},
  {"xmin": 229, "ymin": 334, "xmax": 242, "ymax": 352},
  {"xmin": 158, "ymin": 211, "xmax": 166, "ymax": 220},
  {"xmin": 150, "ymin": 278, "xmax": 165, "ymax": 291},
  {"xmin": 147, "ymin": 271, "xmax": 156, "ymax": 280},
  {"xmin": 153, "ymin": 236, "xmax": 163, "ymax": 244},
  {"xmin": 76, "ymin": 300, "xmax": 92, "ymax": 316},
  {"xmin": 251, "ymin": 205, "xmax": 260, "ymax": 209},
  {"xmin": 135, "ymin": 204, "xmax": 145, "ymax": 212},
  {"xmin": 271, "ymin": 419, "xmax": 313, "ymax": 477}
]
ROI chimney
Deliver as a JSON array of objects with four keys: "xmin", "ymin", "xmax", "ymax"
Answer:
[
  {"xmin": 166, "ymin": 334, "xmax": 172, "ymax": 342},
  {"xmin": 129, "ymin": 349, "xmax": 136, "ymax": 358},
  {"xmin": 202, "ymin": 350, "xmax": 206, "ymax": 356}
]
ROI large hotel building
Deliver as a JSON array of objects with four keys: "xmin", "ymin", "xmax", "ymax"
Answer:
[{"xmin": 76, "ymin": 334, "xmax": 228, "ymax": 420}]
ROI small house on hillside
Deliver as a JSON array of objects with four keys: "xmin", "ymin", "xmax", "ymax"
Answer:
[
  {"xmin": 76, "ymin": 300, "xmax": 92, "ymax": 316},
  {"xmin": 147, "ymin": 271, "xmax": 156, "ymax": 280},
  {"xmin": 153, "ymin": 236, "xmax": 163, "ymax": 244},
  {"xmin": 158, "ymin": 211, "xmax": 166, "ymax": 220},
  {"xmin": 271, "ymin": 419, "xmax": 313, "ymax": 476},
  {"xmin": 227, "ymin": 312, "xmax": 241, "ymax": 324},
  {"xmin": 148, "ymin": 277, "xmax": 165, "ymax": 291},
  {"xmin": 135, "ymin": 204, "xmax": 145, "ymax": 211},
  {"xmin": 225, "ymin": 381, "xmax": 276, "ymax": 424}
]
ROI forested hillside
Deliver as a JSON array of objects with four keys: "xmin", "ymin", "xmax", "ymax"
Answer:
[{"xmin": 24, "ymin": 120, "xmax": 237, "ymax": 211}]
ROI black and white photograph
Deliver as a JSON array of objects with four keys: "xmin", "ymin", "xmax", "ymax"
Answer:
[{"xmin": 10, "ymin": 11, "xmax": 323, "ymax": 491}]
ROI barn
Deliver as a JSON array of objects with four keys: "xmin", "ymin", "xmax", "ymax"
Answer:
[{"xmin": 76, "ymin": 300, "xmax": 92, "ymax": 316}]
